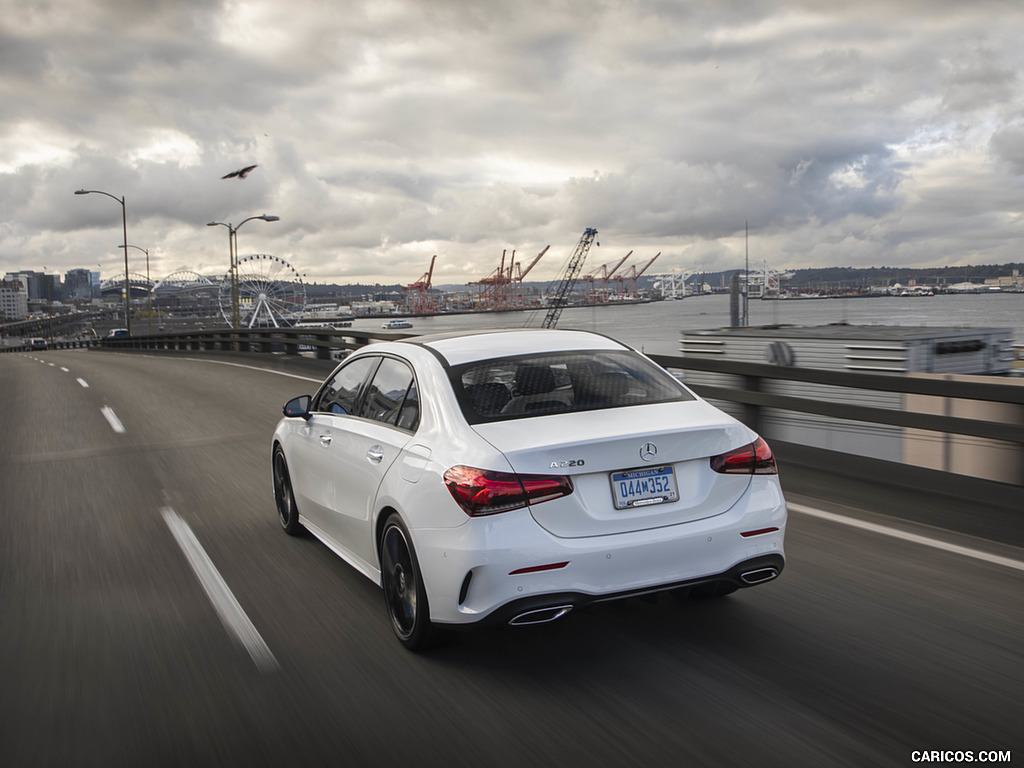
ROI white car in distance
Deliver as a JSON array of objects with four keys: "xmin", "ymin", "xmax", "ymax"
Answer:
[{"xmin": 272, "ymin": 329, "xmax": 787, "ymax": 650}]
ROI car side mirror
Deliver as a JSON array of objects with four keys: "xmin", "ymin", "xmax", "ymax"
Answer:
[{"xmin": 283, "ymin": 395, "xmax": 312, "ymax": 419}]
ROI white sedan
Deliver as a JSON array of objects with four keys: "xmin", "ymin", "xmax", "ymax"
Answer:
[{"xmin": 272, "ymin": 329, "xmax": 787, "ymax": 649}]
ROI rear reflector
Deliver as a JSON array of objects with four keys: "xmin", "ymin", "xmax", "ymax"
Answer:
[
  {"xmin": 740, "ymin": 527, "xmax": 780, "ymax": 538},
  {"xmin": 710, "ymin": 437, "xmax": 778, "ymax": 475},
  {"xmin": 444, "ymin": 465, "xmax": 574, "ymax": 516},
  {"xmin": 509, "ymin": 562, "xmax": 570, "ymax": 575}
]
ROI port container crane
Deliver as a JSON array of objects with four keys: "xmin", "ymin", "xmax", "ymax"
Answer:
[
  {"xmin": 405, "ymin": 255, "xmax": 437, "ymax": 314},
  {"xmin": 582, "ymin": 250, "xmax": 631, "ymax": 303},
  {"xmin": 615, "ymin": 252, "xmax": 660, "ymax": 299}
]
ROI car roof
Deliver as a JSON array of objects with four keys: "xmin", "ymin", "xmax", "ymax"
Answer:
[{"xmin": 400, "ymin": 328, "xmax": 631, "ymax": 367}]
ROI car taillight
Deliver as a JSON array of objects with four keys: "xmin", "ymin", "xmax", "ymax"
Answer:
[
  {"xmin": 710, "ymin": 437, "xmax": 777, "ymax": 475},
  {"xmin": 443, "ymin": 465, "xmax": 574, "ymax": 517}
]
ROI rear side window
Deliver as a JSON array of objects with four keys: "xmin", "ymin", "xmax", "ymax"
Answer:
[
  {"xmin": 452, "ymin": 350, "xmax": 692, "ymax": 423},
  {"xmin": 359, "ymin": 357, "xmax": 419, "ymax": 431}
]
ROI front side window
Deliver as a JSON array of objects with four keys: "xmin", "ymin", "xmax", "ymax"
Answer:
[
  {"xmin": 315, "ymin": 356, "xmax": 379, "ymax": 414},
  {"xmin": 451, "ymin": 350, "xmax": 693, "ymax": 423}
]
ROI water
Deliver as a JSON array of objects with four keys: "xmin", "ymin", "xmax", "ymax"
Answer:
[{"xmin": 346, "ymin": 293, "xmax": 1024, "ymax": 356}]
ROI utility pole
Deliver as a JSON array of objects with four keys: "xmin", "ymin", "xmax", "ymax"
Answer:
[{"xmin": 744, "ymin": 220, "xmax": 749, "ymax": 326}]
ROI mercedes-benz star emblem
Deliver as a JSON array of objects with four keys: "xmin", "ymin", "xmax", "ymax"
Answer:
[{"xmin": 640, "ymin": 442, "xmax": 658, "ymax": 461}]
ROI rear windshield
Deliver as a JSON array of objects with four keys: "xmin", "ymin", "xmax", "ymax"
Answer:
[{"xmin": 450, "ymin": 349, "xmax": 693, "ymax": 423}]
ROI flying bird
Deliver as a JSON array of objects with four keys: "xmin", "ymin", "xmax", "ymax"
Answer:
[{"xmin": 222, "ymin": 164, "xmax": 258, "ymax": 180}]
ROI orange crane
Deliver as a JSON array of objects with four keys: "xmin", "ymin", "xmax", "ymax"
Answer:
[
  {"xmin": 405, "ymin": 254, "xmax": 437, "ymax": 314},
  {"xmin": 471, "ymin": 245, "xmax": 550, "ymax": 309},
  {"xmin": 471, "ymin": 250, "xmax": 513, "ymax": 309},
  {"xmin": 582, "ymin": 251, "xmax": 631, "ymax": 303},
  {"xmin": 615, "ymin": 252, "xmax": 661, "ymax": 300},
  {"xmin": 508, "ymin": 245, "xmax": 549, "ymax": 307}
]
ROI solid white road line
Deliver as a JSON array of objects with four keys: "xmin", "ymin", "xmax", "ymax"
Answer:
[
  {"xmin": 180, "ymin": 356, "xmax": 325, "ymax": 383},
  {"xmin": 789, "ymin": 502, "xmax": 1024, "ymax": 573},
  {"xmin": 129, "ymin": 353, "xmax": 324, "ymax": 383},
  {"xmin": 161, "ymin": 507, "xmax": 278, "ymax": 672},
  {"xmin": 100, "ymin": 406, "xmax": 126, "ymax": 433},
  {"xmin": 77, "ymin": 378, "xmax": 89, "ymax": 388}
]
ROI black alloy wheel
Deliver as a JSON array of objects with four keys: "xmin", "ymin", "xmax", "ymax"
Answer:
[
  {"xmin": 273, "ymin": 446, "xmax": 303, "ymax": 536},
  {"xmin": 380, "ymin": 513, "xmax": 444, "ymax": 650}
]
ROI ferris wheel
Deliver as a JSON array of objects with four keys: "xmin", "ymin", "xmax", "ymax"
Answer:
[{"xmin": 218, "ymin": 254, "xmax": 306, "ymax": 328}]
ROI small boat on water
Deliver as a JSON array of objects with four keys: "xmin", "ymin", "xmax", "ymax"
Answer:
[{"xmin": 382, "ymin": 319, "xmax": 414, "ymax": 329}]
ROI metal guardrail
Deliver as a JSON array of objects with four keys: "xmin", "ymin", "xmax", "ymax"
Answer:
[
  {"xmin": 644, "ymin": 352, "xmax": 1023, "ymax": 503},
  {"xmin": 6, "ymin": 327, "xmax": 1022, "ymax": 493},
  {"xmin": 1, "ymin": 326, "xmax": 412, "ymax": 356},
  {"xmin": 646, "ymin": 353, "xmax": 1024, "ymax": 448}
]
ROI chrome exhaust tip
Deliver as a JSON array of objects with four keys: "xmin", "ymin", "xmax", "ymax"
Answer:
[
  {"xmin": 740, "ymin": 568, "xmax": 778, "ymax": 585},
  {"xmin": 508, "ymin": 605, "xmax": 573, "ymax": 626}
]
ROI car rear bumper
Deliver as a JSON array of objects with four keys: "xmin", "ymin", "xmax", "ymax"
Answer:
[
  {"xmin": 466, "ymin": 553, "xmax": 785, "ymax": 628},
  {"xmin": 414, "ymin": 478, "xmax": 787, "ymax": 626}
]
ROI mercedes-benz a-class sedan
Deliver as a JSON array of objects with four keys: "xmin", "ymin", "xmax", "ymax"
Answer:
[{"xmin": 272, "ymin": 329, "xmax": 786, "ymax": 649}]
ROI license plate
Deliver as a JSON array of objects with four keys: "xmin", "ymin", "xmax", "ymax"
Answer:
[{"xmin": 610, "ymin": 466, "xmax": 678, "ymax": 509}]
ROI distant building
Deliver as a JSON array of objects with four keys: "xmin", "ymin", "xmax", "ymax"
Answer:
[
  {"xmin": 65, "ymin": 268, "xmax": 98, "ymax": 299},
  {"xmin": 3, "ymin": 270, "xmax": 62, "ymax": 301},
  {"xmin": 4, "ymin": 272, "xmax": 37, "ymax": 299},
  {"xmin": 1, "ymin": 278, "xmax": 29, "ymax": 320},
  {"xmin": 984, "ymin": 269, "xmax": 1023, "ymax": 291}
]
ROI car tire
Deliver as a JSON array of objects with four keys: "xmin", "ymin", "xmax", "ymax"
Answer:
[
  {"xmin": 272, "ymin": 446, "xmax": 303, "ymax": 536},
  {"xmin": 379, "ymin": 513, "xmax": 445, "ymax": 651}
]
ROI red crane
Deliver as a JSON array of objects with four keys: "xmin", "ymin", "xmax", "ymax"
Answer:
[
  {"xmin": 406, "ymin": 255, "xmax": 437, "ymax": 314},
  {"xmin": 582, "ymin": 251, "xmax": 631, "ymax": 303},
  {"xmin": 471, "ymin": 250, "xmax": 514, "ymax": 309},
  {"xmin": 615, "ymin": 252, "xmax": 660, "ymax": 300},
  {"xmin": 508, "ymin": 245, "xmax": 549, "ymax": 307}
]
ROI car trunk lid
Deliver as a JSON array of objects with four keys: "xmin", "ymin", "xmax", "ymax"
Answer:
[{"xmin": 470, "ymin": 401, "xmax": 755, "ymax": 538}]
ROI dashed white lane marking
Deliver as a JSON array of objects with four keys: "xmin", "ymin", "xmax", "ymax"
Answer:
[
  {"xmin": 789, "ymin": 502, "xmax": 1024, "ymax": 573},
  {"xmin": 61, "ymin": 367, "xmax": 69, "ymax": 372},
  {"xmin": 48, "ymin": 362, "xmax": 55, "ymax": 367},
  {"xmin": 100, "ymin": 406, "xmax": 126, "ymax": 433},
  {"xmin": 77, "ymin": 378, "xmax": 89, "ymax": 388},
  {"xmin": 161, "ymin": 507, "xmax": 278, "ymax": 672}
]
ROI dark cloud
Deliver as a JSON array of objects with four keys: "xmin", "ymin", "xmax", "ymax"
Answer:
[{"xmin": 3, "ymin": 0, "xmax": 1024, "ymax": 285}]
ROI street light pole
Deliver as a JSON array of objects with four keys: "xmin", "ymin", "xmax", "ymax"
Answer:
[
  {"xmin": 119, "ymin": 244, "xmax": 151, "ymax": 334},
  {"xmin": 206, "ymin": 214, "xmax": 279, "ymax": 328},
  {"xmin": 76, "ymin": 189, "xmax": 132, "ymax": 337}
]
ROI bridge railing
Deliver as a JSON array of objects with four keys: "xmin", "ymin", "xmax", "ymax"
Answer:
[
  {"xmin": 84, "ymin": 326, "xmax": 414, "ymax": 357},
  {"xmin": 646, "ymin": 353, "xmax": 1024, "ymax": 445},
  {"xmin": 6, "ymin": 327, "xmax": 1021, "ymax": 502},
  {"xmin": 646, "ymin": 352, "xmax": 1023, "ymax": 506}
]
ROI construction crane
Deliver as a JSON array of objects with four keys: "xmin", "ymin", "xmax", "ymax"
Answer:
[
  {"xmin": 542, "ymin": 228, "xmax": 598, "ymax": 329},
  {"xmin": 405, "ymin": 255, "xmax": 436, "ymax": 314}
]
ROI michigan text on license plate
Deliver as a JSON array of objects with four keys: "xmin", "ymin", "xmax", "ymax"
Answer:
[{"xmin": 610, "ymin": 466, "xmax": 679, "ymax": 509}]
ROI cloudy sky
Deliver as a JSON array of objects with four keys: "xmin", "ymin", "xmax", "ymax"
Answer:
[{"xmin": 3, "ymin": 0, "xmax": 1024, "ymax": 288}]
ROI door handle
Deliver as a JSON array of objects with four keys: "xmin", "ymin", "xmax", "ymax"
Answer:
[
  {"xmin": 319, "ymin": 434, "xmax": 333, "ymax": 446},
  {"xmin": 367, "ymin": 446, "xmax": 385, "ymax": 463}
]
